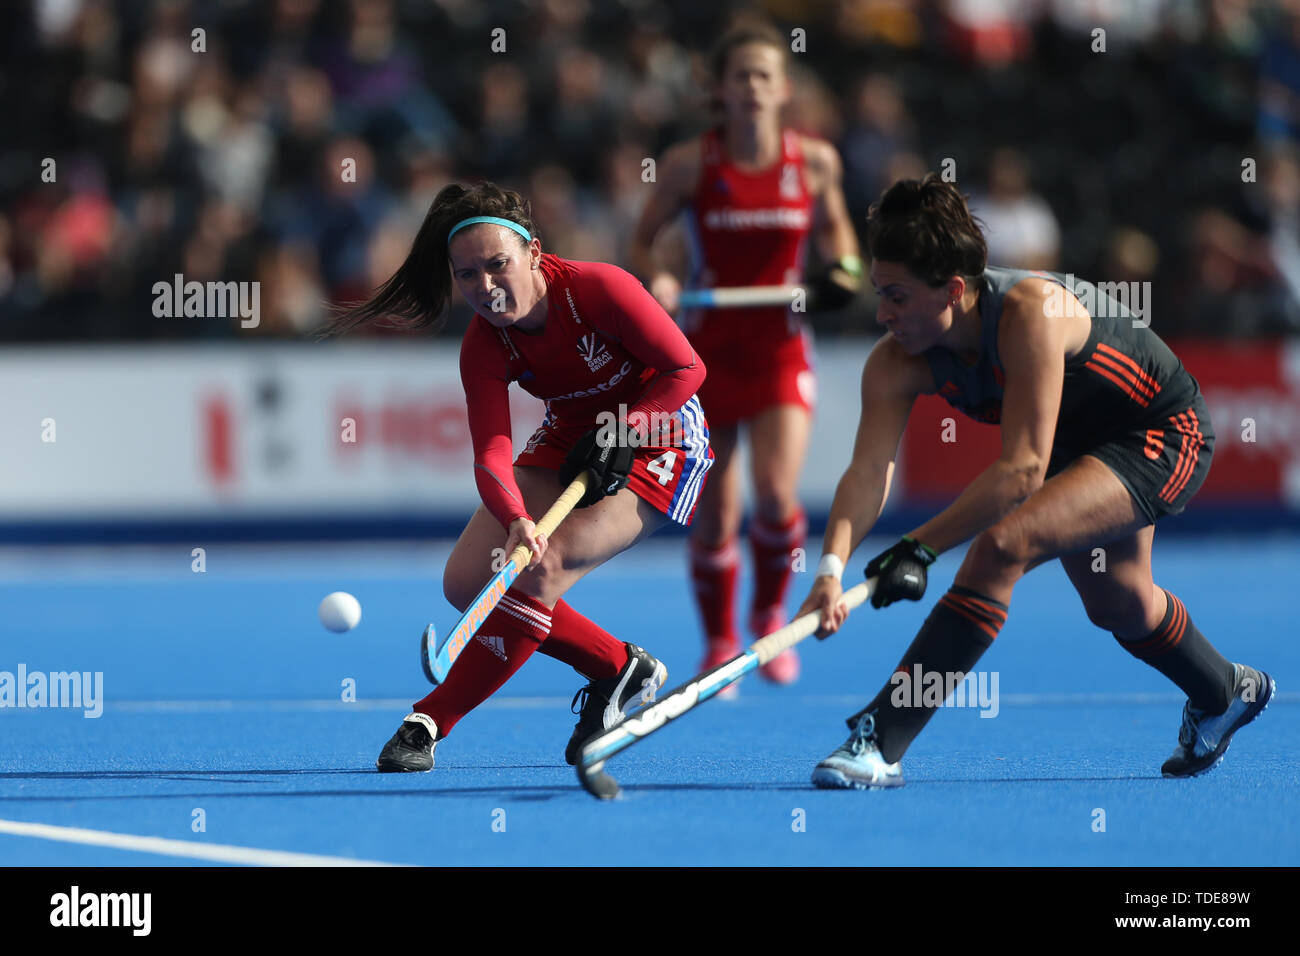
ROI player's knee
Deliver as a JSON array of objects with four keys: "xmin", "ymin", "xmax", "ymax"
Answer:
[
  {"xmin": 692, "ymin": 499, "xmax": 741, "ymax": 547},
  {"xmin": 523, "ymin": 543, "xmax": 568, "ymax": 597},
  {"xmin": 751, "ymin": 485, "xmax": 797, "ymax": 525},
  {"xmin": 441, "ymin": 574, "xmax": 473, "ymax": 613},
  {"xmin": 971, "ymin": 522, "xmax": 1033, "ymax": 572},
  {"xmin": 442, "ymin": 569, "xmax": 477, "ymax": 613}
]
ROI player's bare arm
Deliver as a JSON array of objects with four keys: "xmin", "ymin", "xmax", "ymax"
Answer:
[
  {"xmin": 801, "ymin": 136, "xmax": 862, "ymax": 305},
  {"xmin": 798, "ymin": 334, "xmax": 929, "ymax": 635},
  {"xmin": 802, "ymin": 137, "xmax": 859, "ymax": 263},
  {"xmin": 628, "ymin": 138, "xmax": 702, "ymax": 311},
  {"xmin": 907, "ymin": 278, "xmax": 1072, "ymax": 556}
]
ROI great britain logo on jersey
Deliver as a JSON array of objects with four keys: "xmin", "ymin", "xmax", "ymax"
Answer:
[{"xmin": 577, "ymin": 333, "xmax": 613, "ymax": 372}]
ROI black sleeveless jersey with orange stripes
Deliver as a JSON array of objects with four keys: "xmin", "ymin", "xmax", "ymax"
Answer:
[{"xmin": 921, "ymin": 266, "xmax": 1200, "ymax": 445}]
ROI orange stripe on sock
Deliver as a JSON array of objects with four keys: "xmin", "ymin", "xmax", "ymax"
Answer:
[
  {"xmin": 1127, "ymin": 629, "xmax": 1172, "ymax": 656},
  {"xmin": 939, "ymin": 594, "xmax": 1001, "ymax": 641},
  {"xmin": 950, "ymin": 592, "xmax": 1009, "ymax": 624},
  {"xmin": 1165, "ymin": 592, "xmax": 1187, "ymax": 648},
  {"xmin": 1126, "ymin": 608, "xmax": 1177, "ymax": 657},
  {"xmin": 1139, "ymin": 594, "xmax": 1185, "ymax": 656},
  {"xmin": 1121, "ymin": 590, "xmax": 1195, "ymax": 659}
]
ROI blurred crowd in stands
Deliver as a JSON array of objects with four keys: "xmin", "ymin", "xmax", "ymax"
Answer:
[{"xmin": 3, "ymin": 0, "xmax": 1300, "ymax": 341}]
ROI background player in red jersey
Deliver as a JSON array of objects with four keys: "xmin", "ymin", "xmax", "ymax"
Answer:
[
  {"xmin": 333, "ymin": 181, "xmax": 713, "ymax": 771},
  {"xmin": 630, "ymin": 20, "xmax": 862, "ymax": 689}
]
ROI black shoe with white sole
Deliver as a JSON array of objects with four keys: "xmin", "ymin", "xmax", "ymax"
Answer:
[
  {"xmin": 1161, "ymin": 663, "xmax": 1274, "ymax": 778},
  {"xmin": 564, "ymin": 643, "xmax": 667, "ymax": 766},
  {"xmin": 376, "ymin": 713, "xmax": 438, "ymax": 772}
]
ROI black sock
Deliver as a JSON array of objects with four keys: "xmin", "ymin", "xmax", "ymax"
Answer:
[
  {"xmin": 1113, "ymin": 589, "xmax": 1235, "ymax": 714},
  {"xmin": 848, "ymin": 585, "xmax": 1007, "ymax": 764}
]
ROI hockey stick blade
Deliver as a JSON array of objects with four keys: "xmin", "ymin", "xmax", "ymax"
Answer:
[
  {"xmin": 420, "ymin": 624, "xmax": 437, "ymax": 684},
  {"xmin": 576, "ymin": 760, "xmax": 622, "ymax": 800},
  {"xmin": 421, "ymin": 474, "xmax": 590, "ymax": 684}
]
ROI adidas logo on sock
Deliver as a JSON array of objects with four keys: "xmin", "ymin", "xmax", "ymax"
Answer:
[{"xmin": 476, "ymin": 634, "xmax": 507, "ymax": 661}]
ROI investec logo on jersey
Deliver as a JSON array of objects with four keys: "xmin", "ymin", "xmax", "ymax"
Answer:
[
  {"xmin": 577, "ymin": 333, "xmax": 613, "ymax": 372},
  {"xmin": 552, "ymin": 360, "xmax": 633, "ymax": 401},
  {"xmin": 702, "ymin": 207, "xmax": 811, "ymax": 231}
]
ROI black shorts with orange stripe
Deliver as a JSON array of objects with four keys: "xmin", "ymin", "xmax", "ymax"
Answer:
[{"xmin": 1047, "ymin": 392, "xmax": 1215, "ymax": 525}]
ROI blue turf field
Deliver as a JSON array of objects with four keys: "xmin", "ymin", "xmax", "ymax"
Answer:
[{"xmin": 0, "ymin": 536, "xmax": 1295, "ymax": 866}]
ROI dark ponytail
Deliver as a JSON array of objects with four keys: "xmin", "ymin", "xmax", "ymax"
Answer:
[
  {"xmin": 866, "ymin": 173, "xmax": 987, "ymax": 288},
  {"xmin": 325, "ymin": 181, "xmax": 539, "ymax": 336}
]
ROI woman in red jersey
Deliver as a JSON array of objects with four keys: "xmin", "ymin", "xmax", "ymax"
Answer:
[
  {"xmin": 334, "ymin": 181, "xmax": 713, "ymax": 772},
  {"xmin": 630, "ymin": 21, "xmax": 862, "ymax": 688}
]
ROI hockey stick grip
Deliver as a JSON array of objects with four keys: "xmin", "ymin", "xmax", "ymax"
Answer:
[
  {"xmin": 504, "ymin": 472, "xmax": 591, "ymax": 573},
  {"xmin": 750, "ymin": 578, "xmax": 874, "ymax": 665}
]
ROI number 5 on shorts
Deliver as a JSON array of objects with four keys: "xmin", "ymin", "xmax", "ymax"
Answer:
[{"xmin": 647, "ymin": 451, "xmax": 677, "ymax": 485}]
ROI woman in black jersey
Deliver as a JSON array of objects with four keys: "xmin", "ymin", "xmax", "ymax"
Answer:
[{"xmin": 797, "ymin": 174, "xmax": 1273, "ymax": 789}]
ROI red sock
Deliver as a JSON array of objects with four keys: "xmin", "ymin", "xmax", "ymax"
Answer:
[
  {"xmin": 690, "ymin": 537, "xmax": 740, "ymax": 649},
  {"xmin": 413, "ymin": 589, "xmax": 551, "ymax": 736},
  {"xmin": 749, "ymin": 507, "xmax": 806, "ymax": 628},
  {"xmin": 537, "ymin": 600, "xmax": 627, "ymax": 680}
]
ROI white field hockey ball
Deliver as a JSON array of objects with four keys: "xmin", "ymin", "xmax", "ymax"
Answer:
[{"xmin": 319, "ymin": 591, "xmax": 362, "ymax": 632}]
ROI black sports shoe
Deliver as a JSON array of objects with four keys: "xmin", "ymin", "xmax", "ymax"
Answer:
[
  {"xmin": 564, "ymin": 643, "xmax": 667, "ymax": 766},
  {"xmin": 376, "ymin": 713, "xmax": 438, "ymax": 772},
  {"xmin": 1161, "ymin": 663, "xmax": 1274, "ymax": 778}
]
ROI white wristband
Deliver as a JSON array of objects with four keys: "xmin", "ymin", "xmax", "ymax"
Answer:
[{"xmin": 816, "ymin": 554, "xmax": 844, "ymax": 582}]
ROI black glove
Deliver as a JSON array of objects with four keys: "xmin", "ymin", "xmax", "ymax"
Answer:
[
  {"xmin": 809, "ymin": 256, "xmax": 863, "ymax": 312},
  {"xmin": 559, "ymin": 427, "xmax": 634, "ymax": 507},
  {"xmin": 864, "ymin": 535, "xmax": 938, "ymax": 608}
]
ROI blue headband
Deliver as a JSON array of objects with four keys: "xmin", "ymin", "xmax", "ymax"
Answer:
[{"xmin": 447, "ymin": 216, "xmax": 532, "ymax": 245}]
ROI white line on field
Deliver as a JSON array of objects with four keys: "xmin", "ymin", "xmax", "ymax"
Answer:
[
  {"xmin": 98, "ymin": 691, "xmax": 1299, "ymax": 714},
  {"xmin": 0, "ymin": 817, "xmax": 402, "ymax": 867},
  {"xmin": 107, "ymin": 696, "xmax": 570, "ymax": 713}
]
